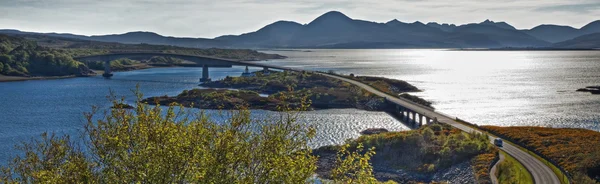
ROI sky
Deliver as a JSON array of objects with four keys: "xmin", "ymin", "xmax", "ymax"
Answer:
[{"xmin": 1, "ymin": 0, "xmax": 599, "ymax": 38}]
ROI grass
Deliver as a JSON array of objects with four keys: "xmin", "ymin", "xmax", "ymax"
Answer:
[
  {"xmin": 496, "ymin": 151, "xmax": 534, "ymax": 184},
  {"xmin": 482, "ymin": 126, "xmax": 600, "ymax": 184},
  {"xmin": 509, "ymin": 142, "xmax": 570, "ymax": 184}
]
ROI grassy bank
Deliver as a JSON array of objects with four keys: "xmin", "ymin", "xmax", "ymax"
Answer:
[{"xmin": 496, "ymin": 151, "xmax": 534, "ymax": 184}]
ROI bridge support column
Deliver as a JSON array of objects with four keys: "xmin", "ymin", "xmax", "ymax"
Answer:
[
  {"xmin": 102, "ymin": 60, "xmax": 113, "ymax": 78},
  {"xmin": 410, "ymin": 111, "xmax": 416, "ymax": 126},
  {"xmin": 200, "ymin": 65, "xmax": 211, "ymax": 82},
  {"xmin": 263, "ymin": 67, "xmax": 270, "ymax": 75},
  {"xmin": 424, "ymin": 116, "xmax": 430, "ymax": 125},
  {"xmin": 403, "ymin": 110, "xmax": 409, "ymax": 122},
  {"xmin": 397, "ymin": 105, "xmax": 404, "ymax": 118},
  {"xmin": 418, "ymin": 114, "xmax": 423, "ymax": 127}
]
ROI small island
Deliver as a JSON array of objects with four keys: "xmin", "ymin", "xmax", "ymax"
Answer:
[{"xmin": 145, "ymin": 70, "xmax": 432, "ymax": 111}]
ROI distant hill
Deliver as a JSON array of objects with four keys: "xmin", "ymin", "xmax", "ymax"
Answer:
[
  {"xmin": 216, "ymin": 11, "xmax": 549, "ymax": 48},
  {"xmin": 524, "ymin": 25, "xmax": 579, "ymax": 43},
  {"xmin": 523, "ymin": 20, "xmax": 600, "ymax": 43},
  {"xmin": 478, "ymin": 19, "xmax": 517, "ymax": 30},
  {"xmin": 2, "ymin": 11, "xmax": 599, "ymax": 49},
  {"xmin": 552, "ymin": 33, "xmax": 600, "ymax": 49},
  {"xmin": 0, "ymin": 29, "xmax": 227, "ymax": 48}
]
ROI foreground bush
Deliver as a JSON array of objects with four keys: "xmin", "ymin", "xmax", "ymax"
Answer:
[{"xmin": 0, "ymin": 90, "xmax": 382, "ymax": 183}]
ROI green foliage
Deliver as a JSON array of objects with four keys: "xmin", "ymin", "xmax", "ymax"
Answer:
[
  {"xmin": 353, "ymin": 124, "xmax": 494, "ymax": 173},
  {"xmin": 201, "ymin": 71, "xmax": 391, "ymax": 111},
  {"xmin": 1, "ymin": 89, "xmax": 379, "ymax": 183},
  {"xmin": 496, "ymin": 151, "xmax": 534, "ymax": 184},
  {"xmin": 0, "ymin": 34, "xmax": 87, "ymax": 76},
  {"xmin": 331, "ymin": 143, "xmax": 379, "ymax": 184},
  {"xmin": 471, "ymin": 151, "xmax": 498, "ymax": 184},
  {"xmin": 0, "ymin": 133, "xmax": 96, "ymax": 183}
]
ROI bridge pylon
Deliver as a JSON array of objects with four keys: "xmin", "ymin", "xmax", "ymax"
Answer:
[{"xmin": 200, "ymin": 65, "xmax": 211, "ymax": 82}]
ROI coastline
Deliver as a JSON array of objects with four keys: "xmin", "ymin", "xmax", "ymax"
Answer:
[
  {"xmin": 0, "ymin": 65, "xmax": 182, "ymax": 83},
  {"xmin": 0, "ymin": 74, "xmax": 79, "ymax": 82}
]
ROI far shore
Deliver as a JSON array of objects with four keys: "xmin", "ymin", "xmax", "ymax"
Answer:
[
  {"xmin": 0, "ymin": 74, "xmax": 79, "ymax": 82},
  {"xmin": 0, "ymin": 64, "xmax": 184, "ymax": 83}
]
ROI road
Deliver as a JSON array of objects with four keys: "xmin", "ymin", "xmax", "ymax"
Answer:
[{"xmin": 320, "ymin": 73, "xmax": 561, "ymax": 184}]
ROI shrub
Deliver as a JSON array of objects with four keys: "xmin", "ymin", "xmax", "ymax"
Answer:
[{"xmin": 0, "ymin": 89, "xmax": 381, "ymax": 183}]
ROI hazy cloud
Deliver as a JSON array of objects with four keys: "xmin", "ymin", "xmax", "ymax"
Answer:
[{"xmin": 0, "ymin": 0, "xmax": 598, "ymax": 38}]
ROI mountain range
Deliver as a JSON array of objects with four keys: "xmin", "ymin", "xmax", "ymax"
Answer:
[{"xmin": 1, "ymin": 11, "xmax": 599, "ymax": 49}]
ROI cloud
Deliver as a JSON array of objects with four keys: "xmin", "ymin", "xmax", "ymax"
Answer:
[
  {"xmin": 0, "ymin": 0, "xmax": 598, "ymax": 37},
  {"xmin": 535, "ymin": 2, "xmax": 600, "ymax": 13}
]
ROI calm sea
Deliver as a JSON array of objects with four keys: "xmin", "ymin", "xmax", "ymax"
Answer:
[{"xmin": 1, "ymin": 49, "xmax": 599, "ymax": 164}]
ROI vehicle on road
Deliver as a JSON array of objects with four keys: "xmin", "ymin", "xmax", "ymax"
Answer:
[{"xmin": 494, "ymin": 138, "xmax": 503, "ymax": 147}]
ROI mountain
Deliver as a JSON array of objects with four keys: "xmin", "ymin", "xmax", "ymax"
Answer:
[
  {"xmin": 0, "ymin": 29, "xmax": 226, "ymax": 48},
  {"xmin": 426, "ymin": 22, "xmax": 457, "ymax": 32},
  {"xmin": 452, "ymin": 24, "xmax": 549, "ymax": 47},
  {"xmin": 580, "ymin": 20, "xmax": 600, "ymax": 35},
  {"xmin": 523, "ymin": 20, "xmax": 600, "ymax": 43},
  {"xmin": 217, "ymin": 11, "xmax": 548, "ymax": 48},
  {"xmin": 215, "ymin": 21, "xmax": 303, "ymax": 47},
  {"xmin": 525, "ymin": 25, "xmax": 579, "ymax": 43},
  {"xmin": 478, "ymin": 19, "xmax": 516, "ymax": 30},
  {"xmin": 552, "ymin": 33, "xmax": 600, "ymax": 49},
  {"xmin": 2, "ymin": 11, "xmax": 599, "ymax": 49}
]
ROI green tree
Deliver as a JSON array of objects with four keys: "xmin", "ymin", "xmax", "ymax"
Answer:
[
  {"xmin": 331, "ymin": 143, "xmax": 379, "ymax": 184},
  {"xmin": 1, "ymin": 90, "xmax": 380, "ymax": 183}
]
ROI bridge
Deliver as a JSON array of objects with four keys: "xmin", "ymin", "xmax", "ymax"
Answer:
[
  {"xmin": 75, "ymin": 52, "xmax": 561, "ymax": 184},
  {"xmin": 74, "ymin": 52, "xmax": 292, "ymax": 81},
  {"xmin": 321, "ymin": 73, "xmax": 562, "ymax": 184}
]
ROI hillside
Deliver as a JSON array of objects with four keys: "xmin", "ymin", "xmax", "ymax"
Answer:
[
  {"xmin": 0, "ymin": 34, "xmax": 93, "ymax": 77},
  {"xmin": 552, "ymin": 33, "xmax": 600, "ymax": 49},
  {"xmin": 0, "ymin": 34, "xmax": 286, "ymax": 79},
  {"xmin": 0, "ymin": 29, "xmax": 227, "ymax": 48}
]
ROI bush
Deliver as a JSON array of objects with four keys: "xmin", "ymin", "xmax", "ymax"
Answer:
[{"xmin": 0, "ymin": 89, "xmax": 381, "ymax": 183}]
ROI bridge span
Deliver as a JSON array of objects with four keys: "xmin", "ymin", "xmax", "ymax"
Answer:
[
  {"xmin": 74, "ymin": 52, "xmax": 292, "ymax": 81},
  {"xmin": 75, "ymin": 52, "xmax": 561, "ymax": 184}
]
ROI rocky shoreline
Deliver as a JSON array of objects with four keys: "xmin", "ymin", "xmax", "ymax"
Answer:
[{"xmin": 576, "ymin": 86, "xmax": 600, "ymax": 94}]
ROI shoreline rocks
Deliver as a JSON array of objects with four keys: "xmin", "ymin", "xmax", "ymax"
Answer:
[
  {"xmin": 576, "ymin": 86, "xmax": 600, "ymax": 95},
  {"xmin": 361, "ymin": 128, "xmax": 389, "ymax": 135}
]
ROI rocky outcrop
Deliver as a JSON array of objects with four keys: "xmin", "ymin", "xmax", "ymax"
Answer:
[
  {"xmin": 360, "ymin": 128, "xmax": 389, "ymax": 135},
  {"xmin": 576, "ymin": 86, "xmax": 600, "ymax": 94},
  {"xmin": 77, "ymin": 64, "xmax": 96, "ymax": 77}
]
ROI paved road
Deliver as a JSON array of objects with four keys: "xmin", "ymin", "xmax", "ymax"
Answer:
[{"xmin": 321, "ymin": 73, "xmax": 561, "ymax": 184}]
